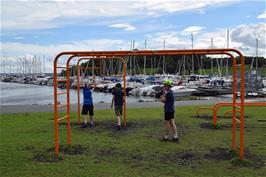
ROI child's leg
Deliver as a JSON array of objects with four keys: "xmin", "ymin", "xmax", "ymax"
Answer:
[
  {"xmin": 83, "ymin": 114, "xmax": 88, "ymax": 123},
  {"xmin": 164, "ymin": 120, "xmax": 171, "ymax": 138},
  {"xmin": 117, "ymin": 114, "xmax": 121, "ymax": 126},
  {"xmin": 115, "ymin": 106, "xmax": 121, "ymax": 126},
  {"xmin": 170, "ymin": 119, "xmax": 178, "ymax": 138},
  {"xmin": 89, "ymin": 105, "xmax": 94, "ymax": 124}
]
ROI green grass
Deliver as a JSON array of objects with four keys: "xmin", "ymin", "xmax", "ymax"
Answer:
[{"xmin": 0, "ymin": 106, "xmax": 266, "ymax": 177}]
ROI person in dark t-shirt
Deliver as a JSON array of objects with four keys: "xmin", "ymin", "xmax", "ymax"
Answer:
[
  {"xmin": 160, "ymin": 79, "xmax": 178, "ymax": 142},
  {"xmin": 111, "ymin": 83, "xmax": 124, "ymax": 130}
]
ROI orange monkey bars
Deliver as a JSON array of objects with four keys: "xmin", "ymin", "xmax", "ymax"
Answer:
[{"xmin": 53, "ymin": 48, "xmax": 245, "ymax": 159}]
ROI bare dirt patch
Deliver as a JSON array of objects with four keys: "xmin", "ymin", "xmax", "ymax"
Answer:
[
  {"xmin": 32, "ymin": 153, "xmax": 62, "ymax": 163},
  {"xmin": 204, "ymin": 147, "xmax": 233, "ymax": 160},
  {"xmin": 60, "ymin": 144, "xmax": 86, "ymax": 155}
]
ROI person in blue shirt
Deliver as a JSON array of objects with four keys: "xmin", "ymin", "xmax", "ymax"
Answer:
[
  {"xmin": 111, "ymin": 83, "xmax": 124, "ymax": 130},
  {"xmin": 82, "ymin": 83, "xmax": 94, "ymax": 128},
  {"xmin": 160, "ymin": 79, "xmax": 178, "ymax": 142}
]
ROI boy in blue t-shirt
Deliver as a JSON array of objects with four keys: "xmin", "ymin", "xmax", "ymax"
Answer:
[
  {"xmin": 82, "ymin": 83, "xmax": 94, "ymax": 128},
  {"xmin": 160, "ymin": 80, "xmax": 178, "ymax": 142}
]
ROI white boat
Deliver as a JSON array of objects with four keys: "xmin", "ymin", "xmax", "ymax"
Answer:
[
  {"xmin": 139, "ymin": 85, "xmax": 163, "ymax": 96},
  {"xmin": 171, "ymin": 85, "xmax": 196, "ymax": 97}
]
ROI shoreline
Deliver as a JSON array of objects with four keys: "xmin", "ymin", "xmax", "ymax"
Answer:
[
  {"xmin": 0, "ymin": 98, "xmax": 232, "ymax": 114},
  {"xmin": 1, "ymin": 98, "xmax": 265, "ymax": 114}
]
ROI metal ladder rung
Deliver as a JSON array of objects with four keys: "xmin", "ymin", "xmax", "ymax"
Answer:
[
  {"xmin": 80, "ymin": 67, "xmax": 101, "ymax": 70},
  {"xmin": 234, "ymin": 105, "xmax": 241, "ymax": 109},
  {"xmin": 57, "ymin": 91, "xmax": 67, "ymax": 95},
  {"xmin": 234, "ymin": 118, "xmax": 241, "ymax": 123},
  {"xmin": 57, "ymin": 103, "xmax": 68, "ymax": 108},
  {"xmin": 57, "ymin": 65, "xmax": 72, "ymax": 68},
  {"xmin": 58, "ymin": 115, "xmax": 69, "ymax": 121},
  {"xmin": 57, "ymin": 79, "xmax": 68, "ymax": 82}
]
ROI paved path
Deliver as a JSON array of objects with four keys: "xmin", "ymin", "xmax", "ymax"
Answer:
[{"xmin": 0, "ymin": 99, "xmax": 236, "ymax": 114}]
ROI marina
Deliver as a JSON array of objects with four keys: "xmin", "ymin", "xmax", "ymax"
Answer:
[{"xmin": 1, "ymin": 71, "xmax": 265, "ymax": 106}]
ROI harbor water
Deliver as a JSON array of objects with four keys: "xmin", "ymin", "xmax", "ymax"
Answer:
[{"xmin": 0, "ymin": 82, "xmax": 154, "ymax": 105}]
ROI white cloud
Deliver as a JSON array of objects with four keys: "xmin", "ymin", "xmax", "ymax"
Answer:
[
  {"xmin": 1, "ymin": 0, "xmax": 238, "ymax": 30},
  {"xmin": 132, "ymin": 0, "xmax": 237, "ymax": 17},
  {"xmin": 231, "ymin": 23, "xmax": 266, "ymax": 49},
  {"xmin": 14, "ymin": 36, "xmax": 25, "ymax": 40},
  {"xmin": 0, "ymin": 39, "xmax": 130, "ymax": 73},
  {"xmin": 143, "ymin": 23, "xmax": 266, "ymax": 57},
  {"xmin": 181, "ymin": 26, "xmax": 206, "ymax": 35},
  {"xmin": 257, "ymin": 11, "xmax": 266, "ymax": 19},
  {"xmin": 109, "ymin": 23, "xmax": 136, "ymax": 31}
]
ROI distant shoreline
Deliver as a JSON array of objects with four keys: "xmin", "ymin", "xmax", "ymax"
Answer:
[{"xmin": 0, "ymin": 98, "xmax": 234, "ymax": 114}]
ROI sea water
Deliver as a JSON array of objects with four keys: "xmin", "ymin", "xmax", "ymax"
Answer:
[{"xmin": 0, "ymin": 82, "xmax": 154, "ymax": 105}]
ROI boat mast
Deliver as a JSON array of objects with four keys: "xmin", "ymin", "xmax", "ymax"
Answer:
[
  {"xmin": 191, "ymin": 33, "xmax": 194, "ymax": 74},
  {"xmin": 226, "ymin": 29, "xmax": 229, "ymax": 79},
  {"xmin": 163, "ymin": 40, "xmax": 166, "ymax": 74},
  {"xmin": 144, "ymin": 39, "xmax": 147, "ymax": 75}
]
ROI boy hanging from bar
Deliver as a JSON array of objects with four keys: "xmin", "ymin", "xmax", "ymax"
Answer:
[{"xmin": 81, "ymin": 82, "xmax": 94, "ymax": 128}]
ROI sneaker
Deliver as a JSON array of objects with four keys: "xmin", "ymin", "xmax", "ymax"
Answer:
[
  {"xmin": 172, "ymin": 137, "xmax": 179, "ymax": 143},
  {"xmin": 116, "ymin": 125, "xmax": 121, "ymax": 130},
  {"xmin": 90, "ymin": 122, "xmax": 94, "ymax": 128},
  {"xmin": 159, "ymin": 136, "xmax": 169, "ymax": 142},
  {"xmin": 81, "ymin": 122, "xmax": 87, "ymax": 128}
]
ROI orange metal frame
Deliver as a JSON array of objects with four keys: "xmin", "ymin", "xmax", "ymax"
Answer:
[
  {"xmin": 76, "ymin": 57, "xmax": 127, "ymax": 127},
  {"xmin": 53, "ymin": 49, "xmax": 245, "ymax": 159}
]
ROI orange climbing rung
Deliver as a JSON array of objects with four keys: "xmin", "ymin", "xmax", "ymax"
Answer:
[
  {"xmin": 234, "ymin": 105, "xmax": 241, "ymax": 109},
  {"xmin": 57, "ymin": 91, "xmax": 67, "ymax": 95},
  {"xmin": 57, "ymin": 103, "xmax": 68, "ymax": 108},
  {"xmin": 234, "ymin": 118, "xmax": 241, "ymax": 123},
  {"xmin": 57, "ymin": 79, "xmax": 68, "ymax": 82},
  {"xmin": 58, "ymin": 115, "xmax": 69, "ymax": 121},
  {"xmin": 80, "ymin": 66, "xmax": 101, "ymax": 70}
]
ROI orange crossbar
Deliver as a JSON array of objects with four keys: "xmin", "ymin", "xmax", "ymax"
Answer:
[
  {"xmin": 58, "ymin": 115, "xmax": 69, "ymax": 121},
  {"xmin": 57, "ymin": 103, "xmax": 68, "ymax": 108}
]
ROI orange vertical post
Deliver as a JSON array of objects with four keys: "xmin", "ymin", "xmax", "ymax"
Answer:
[
  {"xmin": 77, "ymin": 64, "xmax": 81, "ymax": 126},
  {"xmin": 123, "ymin": 61, "xmax": 127, "ymax": 128},
  {"xmin": 53, "ymin": 56, "xmax": 59, "ymax": 156},
  {"xmin": 66, "ymin": 59, "xmax": 72, "ymax": 145},
  {"xmin": 232, "ymin": 55, "xmax": 237, "ymax": 151},
  {"xmin": 240, "ymin": 54, "xmax": 245, "ymax": 160}
]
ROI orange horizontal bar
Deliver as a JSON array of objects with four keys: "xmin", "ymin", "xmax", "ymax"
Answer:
[
  {"xmin": 234, "ymin": 118, "xmax": 241, "ymax": 123},
  {"xmin": 58, "ymin": 115, "xmax": 69, "ymax": 121},
  {"xmin": 80, "ymin": 67, "xmax": 101, "ymax": 70},
  {"xmin": 57, "ymin": 79, "xmax": 68, "ymax": 82},
  {"xmin": 57, "ymin": 91, "xmax": 67, "ymax": 95},
  {"xmin": 57, "ymin": 104, "xmax": 68, "ymax": 108}
]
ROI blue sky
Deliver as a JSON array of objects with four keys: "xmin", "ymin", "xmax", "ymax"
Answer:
[{"xmin": 1, "ymin": 0, "xmax": 266, "ymax": 72}]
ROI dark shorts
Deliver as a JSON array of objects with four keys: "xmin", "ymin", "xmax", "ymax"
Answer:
[
  {"xmin": 82, "ymin": 105, "xmax": 94, "ymax": 116},
  {"xmin": 115, "ymin": 105, "xmax": 123, "ymax": 116},
  {"xmin": 164, "ymin": 112, "xmax": 174, "ymax": 120}
]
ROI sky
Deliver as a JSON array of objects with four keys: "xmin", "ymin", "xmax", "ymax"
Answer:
[{"xmin": 1, "ymin": 0, "xmax": 266, "ymax": 73}]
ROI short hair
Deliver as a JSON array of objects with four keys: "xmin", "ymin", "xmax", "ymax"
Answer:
[{"xmin": 116, "ymin": 83, "xmax": 122, "ymax": 88}]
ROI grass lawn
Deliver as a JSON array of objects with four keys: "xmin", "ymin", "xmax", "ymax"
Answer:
[{"xmin": 0, "ymin": 105, "xmax": 265, "ymax": 177}]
